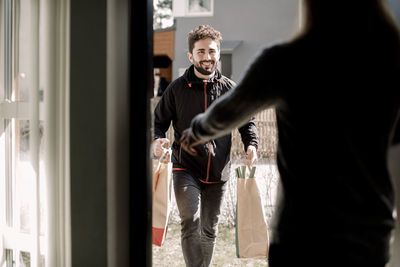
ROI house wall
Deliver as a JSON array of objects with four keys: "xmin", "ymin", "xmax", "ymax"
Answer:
[
  {"xmin": 154, "ymin": 29, "xmax": 175, "ymax": 84},
  {"xmin": 154, "ymin": 29, "xmax": 175, "ymax": 61},
  {"xmin": 172, "ymin": 0, "xmax": 400, "ymax": 82},
  {"xmin": 172, "ymin": 0, "xmax": 300, "ymax": 82}
]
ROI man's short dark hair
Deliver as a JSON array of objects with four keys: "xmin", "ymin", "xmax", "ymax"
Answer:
[{"xmin": 187, "ymin": 25, "xmax": 222, "ymax": 53}]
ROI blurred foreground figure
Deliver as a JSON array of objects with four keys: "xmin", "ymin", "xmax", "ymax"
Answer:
[{"xmin": 181, "ymin": 0, "xmax": 400, "ymax": 266}]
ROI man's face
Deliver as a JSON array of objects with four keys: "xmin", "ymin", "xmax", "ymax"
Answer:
[{"xmin": 188, "ymin": 38, "xmax": 220, "ymax": 76}]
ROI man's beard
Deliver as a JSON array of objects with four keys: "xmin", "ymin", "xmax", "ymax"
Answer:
[{"xmin": 193, "ymin": 60, "xmax": 218, "ymax": 76}]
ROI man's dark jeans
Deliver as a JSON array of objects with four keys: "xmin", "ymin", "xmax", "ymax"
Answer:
[{"xmin": 173, "ymin": 170, "xmax": 227, "ymax": 267}]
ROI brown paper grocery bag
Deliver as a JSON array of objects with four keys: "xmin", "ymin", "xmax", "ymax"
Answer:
[
  {"xmin": 235, "ymin": 166, "xmax": 269, "ymax": 258},
  {"xmin": 152, "ymin": 149, "xmax": 172, "ymax": 246}
]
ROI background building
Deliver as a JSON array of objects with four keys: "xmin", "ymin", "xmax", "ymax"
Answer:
[
  {"xmin": 170, "ymin": 0, "xmax": 400, "ymax": 82},
  {"xmin": 172, "ymin": 0, "xmax": 300, "ymax": 82}
]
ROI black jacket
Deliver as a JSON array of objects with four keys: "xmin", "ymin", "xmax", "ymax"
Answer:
[{"xmin": 154, "ymin": 65, "xmax": 258, "ymax": 183}]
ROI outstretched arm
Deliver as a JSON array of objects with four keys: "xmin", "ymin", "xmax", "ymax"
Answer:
[{"xmin": 180, "ymin": 45, "xmax": 284, "ymax": 154}]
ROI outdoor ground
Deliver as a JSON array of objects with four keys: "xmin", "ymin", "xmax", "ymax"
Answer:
[
  {"xmin": 152, "ymin": 223, "xmax": 268, "ymax": 267},
  {"xmin": 152, "ymin": 159, "xmax": 277, "ymax": 266}
]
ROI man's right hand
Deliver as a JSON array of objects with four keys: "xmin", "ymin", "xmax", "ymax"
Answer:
[{"xmin": 153, "ymin": 138, "xmax": 170, "ymax": 158}]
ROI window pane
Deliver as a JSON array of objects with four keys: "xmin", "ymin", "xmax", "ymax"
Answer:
[
  {"xmin": 4, "ymin": 119, "xmax": 13, "ymax": 227},
  {"xmin": 1, "ymin": 0, "xmax": 34, "ymax": 102},
  {"xmin": 3, "ymin": 0, "xmax": 14, "ymax": 101},
  {"xmin": 14, "ymin": 0, "xmax": 34, "ymax": 102},
  {"xmin": 17, "ymin": 119, "xmax": 31, "ymax": 233},
  {"xmin": 19, "ymin": 251, "xmax": 45, "ymax": 267},
  {"xmin": 5, "ymin": 249, "xmax": 13, "ymax": 267},
  {"xmin": 20, "ymin": 251, "xmax": 30, "ymax": 267},
  {"xmin": 15, "ymin": 119, "xmax": 45, "ymax": 234},
  {"xmin": 2, "ymin": 1, "xmax": 50, "ymax": 266},
  {"xmin": 0, "ymin": 119, "xmax": 5, "ymax": 225},
  {"xmin": 39, "ymin": 120, "xmax": 45, "ymax": 236}
]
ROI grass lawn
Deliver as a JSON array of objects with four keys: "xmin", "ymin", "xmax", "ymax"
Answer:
[{"xmin": 153, "ymin": 223, "xmax": 268, "ymax": 266}]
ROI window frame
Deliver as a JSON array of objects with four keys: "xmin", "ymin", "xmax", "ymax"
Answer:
[{"xmin": 0, "ymin": 0, "xmax": 71, "ymax": 266}]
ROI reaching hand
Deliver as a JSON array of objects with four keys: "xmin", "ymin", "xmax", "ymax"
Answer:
[{"xmin": 180, "ymin": 128, "xmax": 203, "ymax": 156}]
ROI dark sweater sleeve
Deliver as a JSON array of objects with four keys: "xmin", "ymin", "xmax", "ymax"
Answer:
[
  {"xmin": 191, "ymin": 45, "xmax": 283, "ymax": 143},
  {"xmin": 238, "ymin": 118, "xmax": 259, "ymax": 152},
  {"xmin": 153, "ymin": 84, "xmax": 175, "ymax": 140}
]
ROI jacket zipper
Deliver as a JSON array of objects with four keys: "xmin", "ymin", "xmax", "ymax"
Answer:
[{"xmin": 204, "ymin": 81, "xmax": 212, "ymax": 182}]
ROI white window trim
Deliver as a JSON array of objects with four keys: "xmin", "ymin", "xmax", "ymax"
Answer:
[
  {"xmin": 0, "ymin": 0, "xmax": 71, "ymax": 266},
  {"xmin": 41, "ymin": 0, "xmax": 71, "ymax": 266}
]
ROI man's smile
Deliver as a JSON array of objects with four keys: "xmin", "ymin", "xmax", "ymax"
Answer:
[{"xmin": 201, "ymin": 61, "xmax": 214, "ymax": 69}]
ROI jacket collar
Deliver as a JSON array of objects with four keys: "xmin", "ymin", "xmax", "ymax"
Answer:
[{"xmin": 183, "ymin": 65, "xmax": 222, "ymax": 86}]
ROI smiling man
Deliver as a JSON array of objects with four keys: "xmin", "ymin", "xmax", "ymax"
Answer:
[{"xmin": 153, "ymin": 25, "xmax": 259, "ymax": 267}]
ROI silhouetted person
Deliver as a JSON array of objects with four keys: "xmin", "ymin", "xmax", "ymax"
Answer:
[
  {"xmin": 157, "ymin": 76, "xmax": 169, "ymax": 96},
  {"xmin": 181, "ymin": 1, "xmax": 400, "ymax": 266}
]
